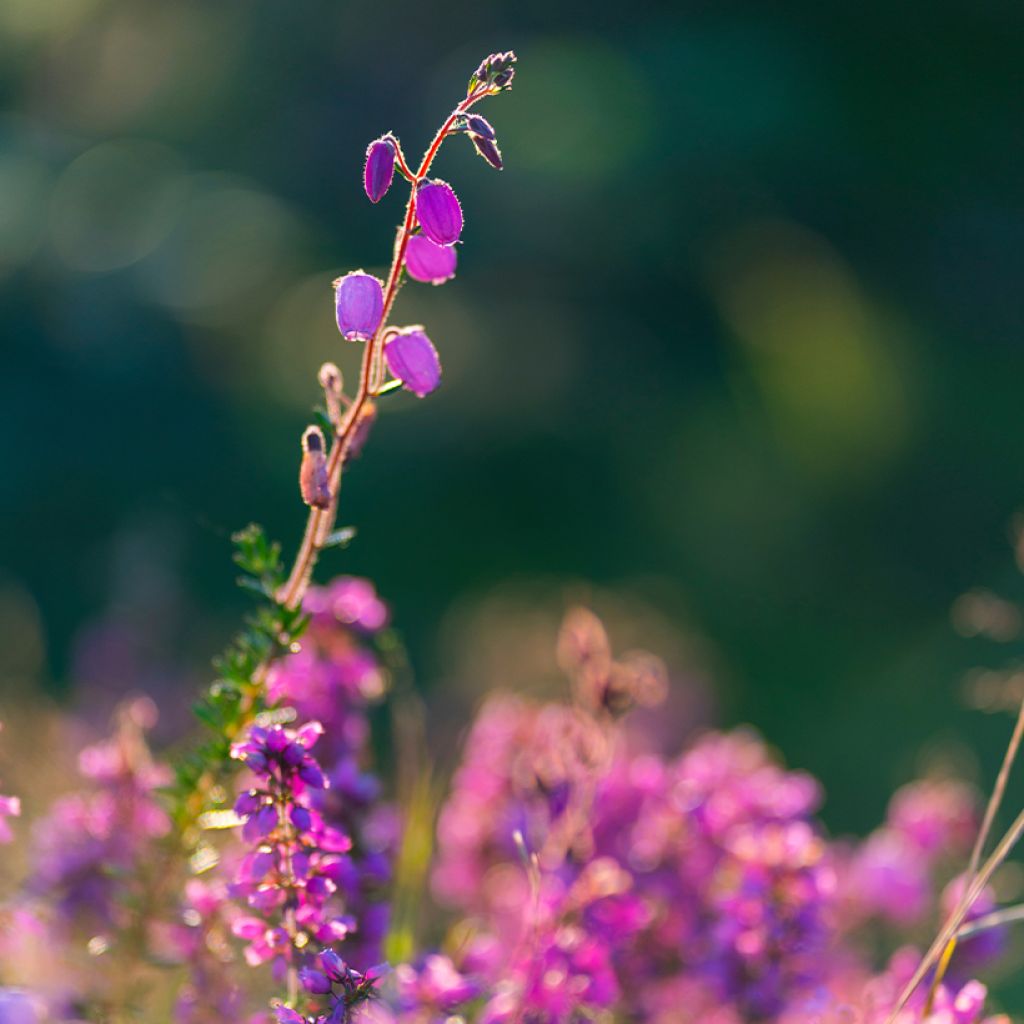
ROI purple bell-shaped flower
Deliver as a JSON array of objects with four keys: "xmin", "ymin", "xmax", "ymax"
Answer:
[
  {"xmin": 363, "ymin": 136, "xmax": 396, "ymax": 203},
  {"xmin": 384, "ymin": 329, "xmax": 442, "ymax": 397},
  {"xmin": 415, "ymin": 180, "xmax": 463, "ymax": 246},
  {"xmin": 404, "ymin": 234, "xmax": 457, "ymax": 285},
  {"xmin": 334, "ymin": 271, "xmax": 384, "ymax": 341}
]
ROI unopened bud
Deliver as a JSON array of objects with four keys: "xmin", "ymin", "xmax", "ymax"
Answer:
[
  {"xmin": 363, "ymin": 135, "xmax": 396, "ymax": 203},
  {"xmin": 345, "ymin": 403, "xmax": 376, "ymax": 463},
  {"xmin": 465, "ymin": 114, "xmax": 496, "ymax": 140},
  {"xmin": 318, "ymin": 362, "xmax": 343, "ymax": 423},
  {"xmin": 468, "ymin": 51, "xmax": 517, "ymax": 95},
  {"xmin": 471, "ymin": 134, "xmax": 503, "ymax": 170},
  {"xmin": 300, "ymin": 426, "xmax": 331, "ymax": 509}
]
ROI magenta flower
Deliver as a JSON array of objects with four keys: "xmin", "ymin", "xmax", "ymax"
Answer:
[
  {"xmin": 334, "ymin": 272, "xmax": 384, "ymax": 341},
  {"xmin": 404, "ymin": 235, "xmax": 457, "ymax": 285},
  {"xmin": 363, "ymin": 136, "xmax": 396, "ymax": 203},
  {"xmin": 384, "ymin": 329, "xmax": 442, "ymax": 397},
  {"xmin": 415, "ymin": 181, "xmax": 463, "ymax": 246}
]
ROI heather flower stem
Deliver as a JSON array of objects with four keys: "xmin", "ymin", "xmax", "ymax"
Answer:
[
  {"xmin": 957, "ymin": 900, "xmax": 1024, "ymax": 938},
  {"xmin": 275, "ymin": 83, "xmax": 493, "ymax": 612},
  {"xmin": 172, "ymin": 78, "xmax": 502, "ymax": 841},
  {"xmin": 275, "ymin": 780, "xmax": 302, "ymax": 1008},
  {"xmin": 885, "ymin": 804, "xmax": 1024, "ymax": 1023},
  {"xmin": 923, "ymin": 693, "xmax": 1024, "ymax": 1014}
]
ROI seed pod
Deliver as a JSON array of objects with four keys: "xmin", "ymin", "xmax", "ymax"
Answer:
[
  {"xmin": 300, "ymin": 426, "xmax": 331, "ymax": 509},
  {"xmin": 384, "ymin": 328, "xmax": 441, "ymax": 398},
  {"xmin": 334, "ymin": 271, "xmax": 384, "ymax": 341},
  {"xmin": 415, "ymin": 180, "xmax": 463, "ymax": 246},
  {"xmin": 404, "ymin": 234, "xmax": 457, "ymax": 285},
  {"xmin": 363, "ymin": 136, "xmax": 396, "ymax": 203},
  {"xmin": 471, "ymin": 134, "xmax": 503, "ymax": 170}
]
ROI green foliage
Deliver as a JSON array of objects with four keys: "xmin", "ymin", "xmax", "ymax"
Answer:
[{"xmin": 168, "ymin": 524, "xmax": 309, "ymax": 833}]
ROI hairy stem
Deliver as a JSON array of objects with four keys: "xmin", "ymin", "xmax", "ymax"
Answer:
[{"xmin": 276, "ymin": 88, "xmax": 488, "ymax": 612}]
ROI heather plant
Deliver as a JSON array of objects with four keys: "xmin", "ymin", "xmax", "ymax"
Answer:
[{"xmin": 2, "ymin": 49, "xmax": 1024, "ymax": 1024}]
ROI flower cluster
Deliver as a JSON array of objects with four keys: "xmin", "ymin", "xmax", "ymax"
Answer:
[
  {"xmin": 432, "ymin": 697, "xmax": 836, "ymax": 1020},
  {"xmin": 27, "ymin": 698, "xmax": 170, "ymax": 932},
  {"xmin": 274, "ymin": 950, "xmax": 382, "ymax": 1024},
  {"xmin": 3, "ymin": 49, "xmax": 1019, "ymax": 1024},
  {"xmin": 782, "ymin": 947, "xmax": 1005, "ymax": 1024},
  {"xmin": 319, "ymin": 49, "xmax": 514, "ymax": 431},
  {"xmin": 840, "ymin": 777, "xmax": 978, "ymax": 928},
  {"xmin": 265, "ymin": 576, "xmax": 396, "ymax": 971},
  {"xmin": 418, "ymin": 609, "xmax": 1008, "ymax": 1024},
  {"xmin": 229, "ymin": 721, "xmax": 352, "ymax": 967}
]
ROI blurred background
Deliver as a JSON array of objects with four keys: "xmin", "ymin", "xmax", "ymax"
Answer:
[{"xmin": 2, "ymin": 0, "xmax": 1024, "ymax": 843}]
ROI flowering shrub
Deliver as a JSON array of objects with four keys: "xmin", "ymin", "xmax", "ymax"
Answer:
[{"xmin": 0, "ymin": 50, "xmax": 1022, "ymax": 1024}]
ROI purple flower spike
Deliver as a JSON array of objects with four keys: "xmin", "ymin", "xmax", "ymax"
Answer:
[
  {"xmin": 384, "ymin": 329, "xmax": 442, "ymax": 398},
  {"xmin": 363, "ymin": 136, "xmax": 396, "ymax": 203},
  {"xmin": 416, "ymin": 180, "xmax": 463, "ymax": 246},
  {"xmin": 334, "ymin": 271, "xmax": 384, "ymax": 341},
  {"xmin": 405, "ymin": 234, "xmax": 457, "ymax": 285}
]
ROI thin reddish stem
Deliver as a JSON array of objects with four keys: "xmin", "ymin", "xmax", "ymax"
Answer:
[{"xmin": 276, "ymin": 87, "xmax": 488, "ymax": 610}]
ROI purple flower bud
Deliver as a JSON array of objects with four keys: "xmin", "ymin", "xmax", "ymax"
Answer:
[
  {"xmin": 469, "ymin": 51, "xmax": 517, "ymax": 94},
  {"xmin": 234, "ymin": 790, "xmax": 262, "ymax": 817},
  {"xmin": 466, "ymin": 115, "xmax": 496, "ymax": 140},
  {"xmin": 298, "ymin": 758, "xmax": 327, "ymax": 789},
  {"xmin": 282, "ymin": 741, "xmax": 305, "ymax": 768},
  {"xmin": 300, "ymin": 426, "xmax": 331, "ymax": 510},
  {"xmin": 335, "ymin": 271, "xmax": 384, "ymax": 341},
  {"xmin": 363, "ymin": 136, "xmax": 396, "ymax": 203},
  {"xmin": 250, "ymin": 849, "xmax": 274, "ymax": 879},
  {"xmin": 405, "ymin": 235, "xmax": 457, "ymax": 285},
  {"xmin": 416, "ymin": 181, "xmax": 463, "ymax": 246},
  {"xmin": 299, "ymin": 966, "xmax": 333, "ymax": 995},
  {"xmin": 471, "ymin": 135, "xmax": 503, "ymax": 170},
  {"xmin": 384, "ymin": 329, "xmax": 442, "ymax": 398},
  {"xmin": 320, "ymin": 949, "xmax": 347, "ymax": 981},
  {"xmin": 274, "ymin": 1007, "xmax": 305, "ymax": 1024},
  {"xmin": 266, "ymin": 727, "xmax": 289, "ymax": 754},
  {"xmin": 254, "ymin": 803, "xmax": 279, "ymax": 837},
  {"xmin": 306, "ymin": 876, "xmax": 335, "ymax": 901},
  {"xmin": 290, "ymin": 805, "xmax": 312, "ymax": 833}
]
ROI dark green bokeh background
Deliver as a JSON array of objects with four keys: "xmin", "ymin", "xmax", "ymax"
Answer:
[{"xmin": 2, "ymin": 0, "xmax": 1024, "ymax": 844}]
